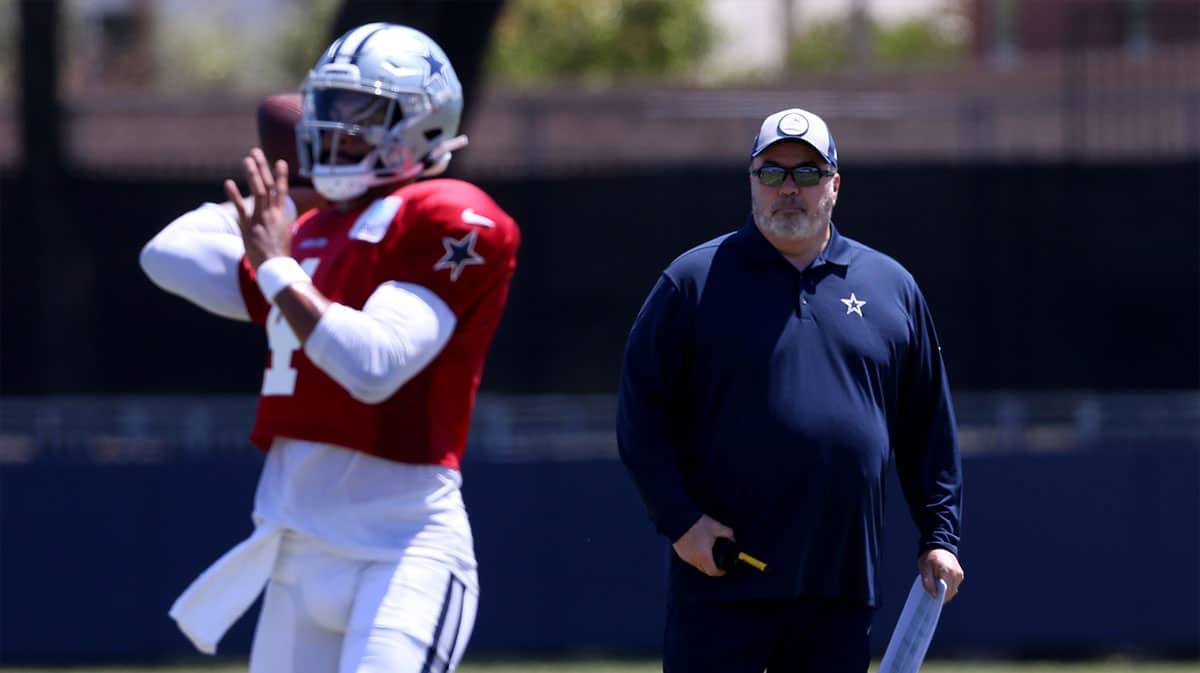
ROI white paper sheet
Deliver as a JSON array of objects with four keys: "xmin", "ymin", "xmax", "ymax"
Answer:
[{"xmin": 878, "ymin": 576, "xmax": 947, "ymax": 673}]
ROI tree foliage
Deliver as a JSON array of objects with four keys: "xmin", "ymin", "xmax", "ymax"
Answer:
[
  {"xmin": 786, "ymin": 18, "xmax": 851, "ymax": 75},
  {"xmin": 485, "ymin": 0, "xmax": 715, "ymax": 85},
  {"xmin": 874, "ymin": 17, "xmax": 967, "ymax": 66},
  {"xmin": 270, "ymin": 0, "xmax": 343, "ymax": 85},
  {"xmin": 152, "ymin": 0, "xmax": 339, "ymax": 93},
  {"xmin": 787, "ymin": 5, "xmax": 968, "ymax": 74},
  {"xmin": 0, "ymin": 2, "xmax": 14, "ymax": 94}
]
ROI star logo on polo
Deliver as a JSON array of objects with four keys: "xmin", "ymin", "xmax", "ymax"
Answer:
[
  {"xmin": 434, "ymin": 230, "xmax": 485, "ymax": 281},
  {"xmin": 840, "ymin": 292, "xmax": 867, "ymax": 317}
]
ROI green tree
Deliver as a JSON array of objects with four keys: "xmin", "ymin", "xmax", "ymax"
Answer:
[
  {"xmin": 786, "ymin": 18, "xmax": 851, "ymax": 75},
  {"xmin": 0, "ymin": 2, "xmax": 14, "ymax": 94},
  {"xmin": 270, "ymin": 0, "xmax": 342, "ymax": 84},
  {"xmin": 875, "ymin": 18, "xmax": 967, "ymax": 67},
  {"xmin": 787, "ymin": 3, "xmax": 968, "ymax": 74},
  {"xmin": 152, "ymin": 0, "xmax": 338, "ymax": 93},
  {"xmin": 485, "ymin": 0, "xmax": 715, "ymax": 86}
]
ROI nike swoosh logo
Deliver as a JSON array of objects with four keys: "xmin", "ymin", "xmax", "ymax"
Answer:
[{"xmin": 461, "ymin": 208, "xmax": 495, "ymax": 228}]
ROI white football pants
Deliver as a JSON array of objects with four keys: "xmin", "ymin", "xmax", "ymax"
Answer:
[{"xmin": 249, "ymin": 534, "xmax": 478, "ymax": 673}]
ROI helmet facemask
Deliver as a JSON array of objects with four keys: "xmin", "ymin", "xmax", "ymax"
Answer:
[{"xmin": 298, "ymin": 78, "xmax": 434, "ymax": 201}]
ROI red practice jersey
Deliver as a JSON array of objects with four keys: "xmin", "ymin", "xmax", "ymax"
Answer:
[{"xmin": 237, "ymin": 178, "xmax": 520, "ymax": 469}]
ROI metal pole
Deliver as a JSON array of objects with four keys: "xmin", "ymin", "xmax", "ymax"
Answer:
[{"xmin": 18, "ymin": 0, "xmax": 90, "ymax": 392}]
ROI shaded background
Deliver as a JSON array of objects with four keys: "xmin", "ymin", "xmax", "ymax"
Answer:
[{"xmin": 0, "ymin": 0, "xmax": 1197, "ymax": 665}]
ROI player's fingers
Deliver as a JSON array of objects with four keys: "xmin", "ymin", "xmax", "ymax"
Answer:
[
  {"xmin": 274, "ymin": 159, "xmax": 290, "ymax": 205},
  {"xmin": 224, "ymin": 179, "xmax": 248, "ymax": 224},
  {"xmin": 244, "ymin": 155, "xmax": 268, "ymax": 203},
  {"xmin": 251, "ymin": 147, "xmax": 275, "ymax": 193}
]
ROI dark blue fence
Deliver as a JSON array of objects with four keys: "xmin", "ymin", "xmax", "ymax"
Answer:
[
  {"xmin": 1, "ymin": 442, "xmax": 1196, "ymax": 663},
  {"xmin": 4, "ymin": 161, "xmax": 1199, "ymax": 396}
]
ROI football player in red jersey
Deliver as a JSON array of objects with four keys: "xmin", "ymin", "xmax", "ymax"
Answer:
[{"xmin": 140, "ymin": 23, "xmax": 519, "ymax": 672}]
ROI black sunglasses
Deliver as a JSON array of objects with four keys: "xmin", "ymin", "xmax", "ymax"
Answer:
[{"xmin": 750, "ymin": 165, "xmax": 836, "ymax": 187}]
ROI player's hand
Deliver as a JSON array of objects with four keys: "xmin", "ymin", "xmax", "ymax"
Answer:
[
  {"xmin": 672, "ymin": 514, "xmax": 735, "ymax": 577},
  {"xmin": 225, "ymin": 147, "xmax": 292, "ymax": 269},
  {"xmin": 918, "ymin": 548, "xmax": 964, "ymax": 604}
]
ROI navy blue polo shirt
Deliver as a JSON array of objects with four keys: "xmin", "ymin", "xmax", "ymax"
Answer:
[{"xmin": 617, "ymin": 219, "xmax": 962, "ymax": 607}]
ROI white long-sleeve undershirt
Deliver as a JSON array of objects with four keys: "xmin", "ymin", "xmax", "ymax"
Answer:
[
  {"xmin": 305, "ymin": 284, "xmax": 456, "ymax": 403},
  {"xmin": 139, "ymin": 199, "xmax": 455, "ymax": 403},
  {"xmin": 140, "ymin": 201, "xmax": 257, "ymax": 321}
]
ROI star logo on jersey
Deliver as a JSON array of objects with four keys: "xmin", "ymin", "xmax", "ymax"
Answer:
[
  {"xmin": 434, "ymin": 230, "xmax": 485, "ymax": 282},
  {"xmin": 840, "ymin": 292, "xmax": 867, "ymax": 317}
]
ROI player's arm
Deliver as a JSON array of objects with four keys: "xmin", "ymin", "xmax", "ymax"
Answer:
[
  {"xmin": 140, "ymin": 196, "xmax": 296, "ymax": 321},
  {"xmin": 281, "ymin": 279, "xmax": 457, "ymax": 403},
  {"xmin": 232, "ymin": 148, "xmax": 456, "ymax": 403}
]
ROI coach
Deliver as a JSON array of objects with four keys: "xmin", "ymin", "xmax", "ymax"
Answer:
[{"xmin": 616, "ymin": 108, "xmax": 964, "ymax": 672}]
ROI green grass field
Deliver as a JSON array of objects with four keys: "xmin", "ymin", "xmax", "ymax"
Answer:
[{"xmin": 2, "ymin": 660, "xmax": 1196, "ymax": 673}]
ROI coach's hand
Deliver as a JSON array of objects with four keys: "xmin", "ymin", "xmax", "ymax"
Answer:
[
  {"xmin": 919, "ymin": 548, "xmax": 964, "ymax": 604},
  {"xmin": 226, "ymin": 147, "xmax": 293, "ymax": 270},
  {"xmin": 673, "ymin": 515, "xmax": 735, "ymax": 577}
]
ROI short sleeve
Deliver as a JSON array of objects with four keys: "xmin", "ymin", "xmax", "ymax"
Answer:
[{"xmin": 377, "ymin": 180, "xmax": 520, "ymax": 317}]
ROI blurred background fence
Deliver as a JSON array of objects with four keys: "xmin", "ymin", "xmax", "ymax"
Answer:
[
  {"xmin": 0, "ymin": 0, "xmax": 1198, "ymax": 665},
  {"xmin": 0, "ymin": 392, "xmax": 1198, "ymax": 662}
]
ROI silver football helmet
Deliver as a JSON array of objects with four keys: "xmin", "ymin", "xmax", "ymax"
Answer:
[{"xmin": 296, "ymin": 23, "xmax": 467, "ymax": 201}]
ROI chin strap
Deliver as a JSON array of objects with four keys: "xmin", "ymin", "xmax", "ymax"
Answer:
[
  {"xmin": 312, "ymin": 134, "xmax": 470, "ymax": 196},
  {"xmin": 420, "ymin": 135, "xmax": 469, "ymax": 178}
]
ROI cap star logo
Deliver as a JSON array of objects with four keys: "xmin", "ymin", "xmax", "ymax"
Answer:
[
  {"xmin": 840, "ymin": 292, "xmax": 867, "ymax": 317},
  {"xmin": 433, "ymin": 230, "xmax": 485, "ymax": 282}
]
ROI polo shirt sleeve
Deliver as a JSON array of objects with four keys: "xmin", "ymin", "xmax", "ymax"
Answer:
[
  {"xmin": 617, "ymin": 273, "xmax": 703, "ymax": 543},
  {"xmin": 894, "ymin": 283, "xmax": 963, "ymax": 557}
]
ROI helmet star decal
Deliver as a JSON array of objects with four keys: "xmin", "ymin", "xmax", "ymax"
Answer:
[{"xmin": 422, "ymin": 52, "xmax": 445, "ymax": 81}]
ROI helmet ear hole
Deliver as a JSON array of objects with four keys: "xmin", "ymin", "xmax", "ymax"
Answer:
[{"xmin": 424, "ymin": 128, "xmax": 442, "ymax": 142}]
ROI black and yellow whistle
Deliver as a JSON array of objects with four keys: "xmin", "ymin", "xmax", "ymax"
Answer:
[{"xmin": 712, "ymin": 537, "xmax": 768, "ymax": 573}]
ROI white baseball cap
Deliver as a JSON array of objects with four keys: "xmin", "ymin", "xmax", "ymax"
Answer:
[{"xmin": 750, "ymin": 108, "xmax": 838, "ymax": 167}]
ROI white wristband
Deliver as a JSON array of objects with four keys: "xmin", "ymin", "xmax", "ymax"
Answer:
[{"xmin": 256, "ymin": 256, "xmax": 311, "ymax": 303}]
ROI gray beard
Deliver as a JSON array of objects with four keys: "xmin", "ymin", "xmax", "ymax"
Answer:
[{"xmin": 754, "ymin": 194, "xmax": 833, "ymax": 241}]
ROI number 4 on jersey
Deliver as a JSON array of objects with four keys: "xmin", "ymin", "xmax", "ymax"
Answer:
[{"xmin": 262, "ymin": 258, "xmax": 320, "ymax": 396}]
